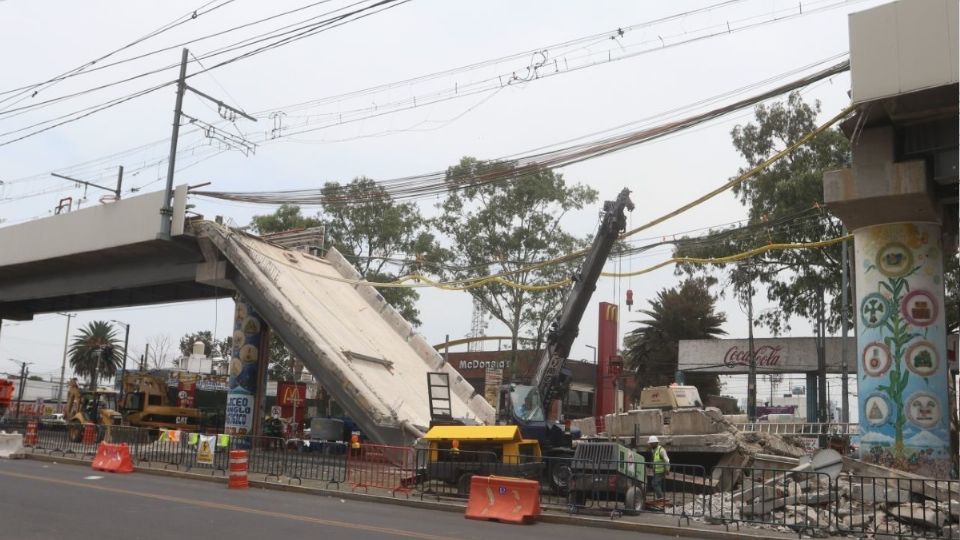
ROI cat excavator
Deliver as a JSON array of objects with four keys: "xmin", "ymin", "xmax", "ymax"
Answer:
[{"xmin": 64, "ymin": 373, "xmax": 201, "ymax": 442}]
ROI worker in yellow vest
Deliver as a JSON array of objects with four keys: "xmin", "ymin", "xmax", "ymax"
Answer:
[{"xmin": 647, "ymin": 436, "xmax": 670, "ymax": 500}]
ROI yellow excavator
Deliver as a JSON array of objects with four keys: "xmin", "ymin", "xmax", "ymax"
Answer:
[{"xmin": 64, "ymin": 373, "xmax": 202, "ymax": 442}]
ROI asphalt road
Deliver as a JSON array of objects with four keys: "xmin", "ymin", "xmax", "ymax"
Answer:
[{"xmin": 0, "ymin": 459, "xmax": 675, "ymax": 540}]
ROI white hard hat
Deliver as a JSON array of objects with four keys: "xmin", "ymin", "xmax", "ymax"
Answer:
[{"xmin": 648, "ymin": 436, "xmax": 659, "ymax": 444}]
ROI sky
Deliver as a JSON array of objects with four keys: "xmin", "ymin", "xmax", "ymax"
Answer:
[{"xmin": 0, "ymin": 0, "xmax": 882, "ymax": 413}]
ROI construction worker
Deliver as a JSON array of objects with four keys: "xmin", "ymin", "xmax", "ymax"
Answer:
[{"xmin": 648, "ymin": 435, "xmax": 669, "ymax": 500}]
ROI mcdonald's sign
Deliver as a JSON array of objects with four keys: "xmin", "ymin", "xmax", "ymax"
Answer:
[
  {"xmin": 277, "ymin": 382, "xmax": 306, "ymax": 407},
  {"xmin": 604, "ymin": 304, "xmax": 618, "ymax": 322}
]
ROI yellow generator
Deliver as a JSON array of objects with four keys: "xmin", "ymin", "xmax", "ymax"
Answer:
[{"xmin": 421, "ymin": 425, "xmax": 543, "ymax": 495}]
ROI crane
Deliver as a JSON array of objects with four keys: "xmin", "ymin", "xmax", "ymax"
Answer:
[{"xmin": 497, "ymin": 187, "xmax": 634, "ymax": 455}]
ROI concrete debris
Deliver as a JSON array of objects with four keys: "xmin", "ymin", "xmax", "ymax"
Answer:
[{"xmin": 682, "ymin": 463, "xmax": 958, "ymax": 537}]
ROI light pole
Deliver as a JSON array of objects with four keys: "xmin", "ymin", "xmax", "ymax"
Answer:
[
  {"xmin": 110, "ymin": 320, "xmax": 131, "ymax": 398},
  {"xmin": 55, "ymin": 313, "xmax": 75, "ymax": 413},
  {"xmin": 585, "ymin": 345, "xmax": 597, "ymax": 364}
]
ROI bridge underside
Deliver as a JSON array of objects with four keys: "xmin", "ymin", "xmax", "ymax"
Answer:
[{"xmin": 0, "ymin": 236, "xmax": 229, "ymax": 320}]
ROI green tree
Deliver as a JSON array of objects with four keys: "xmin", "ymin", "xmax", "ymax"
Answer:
[
  {"xmin": 178, "ymin": 331, "xmax": 232, "ymax": 362},
  {"xmin": 250, "ymin": 204, "xmax": 321, "ymax": 234},
  {"xmin": 249, "ymin": 180, "xmax": 440, "ymax": 325},
  {"xmin": 624, "ymin": 278, "xmax": 727, "ymax": 398},
  {"xmin": 320, "ymin": 177, "xmax": 443, "ymax": 326},
  {"xmin": 676, "ymin": 92, "xmax": 851, "ymax": 334},
  {"xmin": 436, "ymin": 157, "xmax": 597, "ymax": 360},
  {"xmin": 68, "ymin": 321, "xmax": 123, "ymax": 389}
]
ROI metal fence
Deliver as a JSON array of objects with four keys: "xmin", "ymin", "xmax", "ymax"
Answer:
[{"xmin": 19, "ymin": 423, "xmax": 960, "ymax": 539}]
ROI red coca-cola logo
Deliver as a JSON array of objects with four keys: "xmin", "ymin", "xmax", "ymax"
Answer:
[{"xmin": 724, "ymin": 345, "xmax": 783, "ymax": 368}]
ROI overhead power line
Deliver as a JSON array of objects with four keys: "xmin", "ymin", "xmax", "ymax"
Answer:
[
  {"xmin": 0, "ymin": 0, "xmax": 409, "ymax": 148},
  {"xmin": 194, "ymin": 59, "xmax": 850, "ymax": 205}
]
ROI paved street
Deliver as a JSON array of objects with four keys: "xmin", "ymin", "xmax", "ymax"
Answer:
[{"xmin": 0, "ymin": 459, "xmax": 673, "ymax": 540}]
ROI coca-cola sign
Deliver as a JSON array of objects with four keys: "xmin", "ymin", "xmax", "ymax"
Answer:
[
  {"xmin": 724, "ymin": 345, "xmax": 783, "ymax": 368},
  {"xmin": 678, "ymin": 337, "xmax": 854, "ymax": 374}
]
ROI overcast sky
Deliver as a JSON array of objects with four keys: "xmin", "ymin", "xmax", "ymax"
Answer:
[{"xmin": 0, "ymin": 0, "xmax": 881, "ymax": 410}]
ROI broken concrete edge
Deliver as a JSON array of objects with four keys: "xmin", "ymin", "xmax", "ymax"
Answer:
[{"xmin": 25, "ymin": 452, "xmax": 778, "ymax": 540}]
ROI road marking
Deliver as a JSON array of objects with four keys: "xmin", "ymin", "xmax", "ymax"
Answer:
[
  {"xmin": 0, "ymin": 470, "xmax": 457, "ymax": 540},
  {"xmin": 83, "ymin": 475, "xmax": 103, "ymax": 480}
]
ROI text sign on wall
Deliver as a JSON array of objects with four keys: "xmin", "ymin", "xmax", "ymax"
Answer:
[{"xmin": 678, "ymin": 337, "xmax": 856, "ymax": 374}]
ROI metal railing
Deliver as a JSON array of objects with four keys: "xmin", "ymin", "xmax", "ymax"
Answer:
[
  {"xmin": 20, "ymin": 423, "xmax": 960, "ymax": 539},
  {"xmin": 734, "ymin": 422, "xmax": 860, "ymax": 436}
]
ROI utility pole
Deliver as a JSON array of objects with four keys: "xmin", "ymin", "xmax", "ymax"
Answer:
[
  {"xmin": 55, "ymin": 313, "xmax": 75, "ymax": 413},
  {"xmin": 110, "ymin": 320, "xmax": 131, "ymax": 398},
  {"xmin": 840, "ymin": 236, "xmax": 850, "ymax": 423},
  {"xmin": 143, "ymin": 342, "xmax": 150, "ymax": 371},
  {"xmin": 10, "ymin": 360, "xmax": 32, "ymax": 420},
  {"xmin": 159, "ymin": 48, "xmax": 256, "ymax": 239},
  {"xmin": 746, "ymin": 281, "xmax": 757, "ymax": 422},
  {"xmin": 816, "ymin": 285, "xmax": 828, "ymax": 447},
  {"xmin": 159, "ymin": 48, "xmax": 189, "ymax": 240}
]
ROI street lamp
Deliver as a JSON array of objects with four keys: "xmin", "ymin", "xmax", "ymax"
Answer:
[
  {"xmin": 585, "ymin": 344, "xmax": 597, "ymax": 364},
  {"xmin": 109, "ymin": 320, "xmax": 131, "ymax": 397}
]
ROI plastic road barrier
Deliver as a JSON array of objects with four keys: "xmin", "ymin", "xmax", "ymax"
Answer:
[
  {"xmin": 82, "ymin": 423, "xmax": 97, "ymax": 445},
  {"xmin": 24, "ymin": 421, "xmax": 38, "ymax": 446},
  {"xmin": 91, "ymin": 442, "xmax": 134, "ymax": 473},
  {"xmin": 229, "ymin": 450, "xmax": 248, "ymax": 489},
  {"xmin": 0, "ymin": 432, "xmax": 24, "ymax": 458},
  {"xmin": 465, "ymin": 476, "xmax": 541, "ymax": 524}
]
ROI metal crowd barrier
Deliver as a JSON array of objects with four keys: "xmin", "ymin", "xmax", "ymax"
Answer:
[
  {"xmin": 347, "ymin": 443, "xmax": 417, "ymax": 496},
  {"xmin": 836, "ymin": 474, "xmax": 959, "ymax": 539}
]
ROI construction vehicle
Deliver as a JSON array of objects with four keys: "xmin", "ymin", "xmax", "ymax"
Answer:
[
  {"xmin": 64, "ymin": 379, "xmax": 123, "ymax": 442},
  {"xmin": 426, "ymin": 188, "xmax": 634, "ymax": 491},
  {"xmin": 498, "ymin": 189, "xmax": 633, "ymax": 462},
  {"xmin": 119, "ymin": 372, "xmax": 201, "ymax": 434},
  {"xmin": 420, "ymin": 425, "xmax": 543, "ymax": 495},
  {"xmin": 64, "ymin": 373, "xmax": 201, "ymax": 442}
]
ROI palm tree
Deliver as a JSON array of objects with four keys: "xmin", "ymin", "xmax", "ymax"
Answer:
[
  {"xmin": 624, "ymin": 277, "xmax": 727, "ymax": 400},
  {"xmin": 69, "ymin": 321, "xmax": 123, "ymax": 389}
]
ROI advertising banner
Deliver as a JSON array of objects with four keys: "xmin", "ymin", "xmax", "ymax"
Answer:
[{"xmin": 225, "ymin": 300, "xmax": 265, "ymax": 436}]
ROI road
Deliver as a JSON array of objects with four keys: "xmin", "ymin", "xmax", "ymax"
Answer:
[{"xmin": 0, "ymin": 459, "xmax": 674, "ymax": 540}]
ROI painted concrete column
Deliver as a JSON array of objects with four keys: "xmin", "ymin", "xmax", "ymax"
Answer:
[
  {"xmin": 854, "ymin": 222, "xmax": 950, "ymax": 477},
  {"xmin": 224, "ymin": 298, "xmax": 268, "ymax": 437}
]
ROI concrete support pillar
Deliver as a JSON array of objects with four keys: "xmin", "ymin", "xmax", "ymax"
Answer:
[
  {"xmin": 854, "ymin": 222, "xmax": 950, "ymax": 477},
  {"xmin": 224, "ymin": 298, "xmax": 269, "ymax": 438}
]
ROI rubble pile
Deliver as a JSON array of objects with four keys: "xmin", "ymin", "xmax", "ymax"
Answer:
[{"xmin": 681, "ymin": 470, "xmax": 960, "ymax": 538}]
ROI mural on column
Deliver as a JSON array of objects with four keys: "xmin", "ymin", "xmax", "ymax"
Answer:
[
  {"xmin": 856, "ymin": 223, "xmax": 950, "ymax": 477},
  {"xmin": 224, "ymin": 299, "xmax": 265, "ymax": 436}
]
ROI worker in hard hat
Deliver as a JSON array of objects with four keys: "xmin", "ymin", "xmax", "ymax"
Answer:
[{"xmin": 647, "ymin": 436, "xmax": 670, "ymax": 500}]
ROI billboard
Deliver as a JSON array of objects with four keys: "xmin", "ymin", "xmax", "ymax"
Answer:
[{"xmin": 678, "ymin": 337, "xmax": 856, "ymax": 374}]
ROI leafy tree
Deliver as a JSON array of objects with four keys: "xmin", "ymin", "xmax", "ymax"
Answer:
[
  {"xmin": 436, "ymin": 157, "xmax": 598, "ymax": 360},
  {"xmin": 624, "ymin": 278, "xmax": 727, "ymax": 398},
  {"xmin": 250, "ymin": 204, "xmax": 321, "ymax": 234},
  {"xmin": 249, "ymin": 180, "xmax": 440, "ymax": 325},
  {"xmin": 178, "ymin": 331, "xmax": 231, "ymax": 360},
  {"xmin": 68, "ymin": 321, "xmax": 123, "ymax": 389},
  {"xmin": 676, "ymin": 92, "xmax": 851, "ymax": 334}
]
